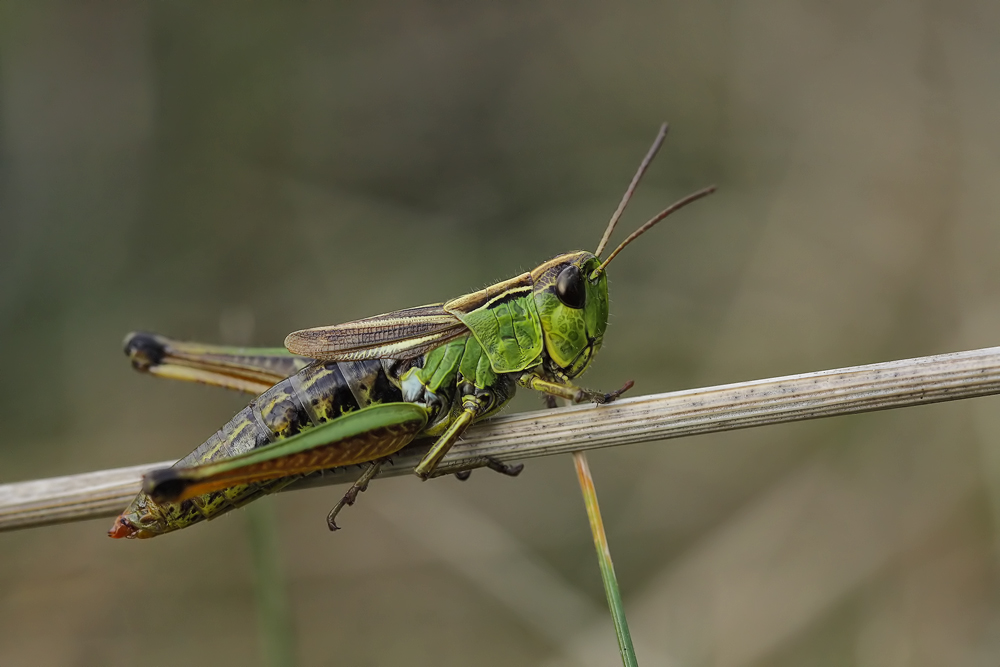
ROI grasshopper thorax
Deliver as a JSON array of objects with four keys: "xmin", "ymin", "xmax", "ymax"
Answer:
[{"xmin": 531, "ymin": 251, "xmax": 609, "ymax": 379}]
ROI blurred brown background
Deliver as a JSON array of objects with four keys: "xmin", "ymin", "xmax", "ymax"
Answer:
[{"xmin": 2, "ymin": 1, "xmax": 1000, "ymax": 665}]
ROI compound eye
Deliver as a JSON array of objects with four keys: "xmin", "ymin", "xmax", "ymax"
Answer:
[{"xmin": 555, "ymin": 264, "xmax": 586, "ymax": 309}]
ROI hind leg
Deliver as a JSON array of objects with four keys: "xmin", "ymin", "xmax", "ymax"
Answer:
[{"xmin": 326, "ymin": 459, "xmax": 384, "ymax": 531}]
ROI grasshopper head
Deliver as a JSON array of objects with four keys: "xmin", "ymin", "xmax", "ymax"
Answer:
[{"xmin": 531, "ymin": 251, "xmax": 609, "ymax": 379}]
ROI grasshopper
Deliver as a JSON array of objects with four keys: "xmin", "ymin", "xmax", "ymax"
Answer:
[{"xmin": 109, "ymin": 124, "xmax": 714, "ymax": 539}]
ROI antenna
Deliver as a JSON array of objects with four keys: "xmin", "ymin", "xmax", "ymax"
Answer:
[
  {"xmin": 590, "ymin": 185, "xmax": 717, "ymax": 279},
  {"xmin": 594, "ymin": 123, "xmax": 669, "ymax": 258}
]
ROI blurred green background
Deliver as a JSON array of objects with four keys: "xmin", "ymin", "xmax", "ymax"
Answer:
[{"xmin": 2, "ymin": 1, "xmax": 1000, "ymax": 665}]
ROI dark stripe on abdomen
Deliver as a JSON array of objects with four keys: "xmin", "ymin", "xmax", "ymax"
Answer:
[
  {"xmin": 291, "ymin": 362, "xmax": 361, "ymax": 423},
  {"xmin": 246, "ymin": 358, "xmax": 406, "ymax": 441},
  {"xmin": 254, "ymin": 377, "xmax": 314, "ymax": 439},
  {"xmin": 180, "ymin": 405, "xmax": 271, "ymax": 466},
  {"xmin": 177, "ymin": 358, "xmax": 410, "ymax": 470},
  {"xmin": 339, "ymin": 360, "xmax": 404, "ymax": 407}
]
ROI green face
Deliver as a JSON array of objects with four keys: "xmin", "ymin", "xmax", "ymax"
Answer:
[{"xmin": 531, "ymin": 252, "xmax": 609, "ymax": 379}]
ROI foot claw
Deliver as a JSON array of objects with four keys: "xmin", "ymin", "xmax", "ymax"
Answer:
[
  {"xmin": 325, "ymin": 459, "xmax": 384, "ymax": 533},
  {"xmin": 595, "ymin": 379, "xmax": 635, "ymax": 404},
  {"xmin": 454, "ymin": 470, "xmax": 472, "ymax": 481},
  {"xmin": 485, "ymin": 458, "xmax": 523, "ymax": 477}
]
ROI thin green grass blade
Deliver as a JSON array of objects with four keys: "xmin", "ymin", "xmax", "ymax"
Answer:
[
  {"xmin": 573, "ymin": 451, "xmax": 638, "ymax": 667},
  {"xmin": 246, "ymin": 500, "xmax": 298, "ymax": 667}
]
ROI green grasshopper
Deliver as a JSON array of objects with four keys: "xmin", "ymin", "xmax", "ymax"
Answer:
[{"xmin": 109, "ymin": 124, "xmax": 714, "ymax": 539}]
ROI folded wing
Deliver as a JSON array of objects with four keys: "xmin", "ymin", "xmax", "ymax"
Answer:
[{"xmin": 284, "ymin": 304, "xmax": 468, "ymax": 361}]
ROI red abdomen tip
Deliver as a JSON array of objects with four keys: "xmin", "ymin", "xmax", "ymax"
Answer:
[{"xmin": 108, "ymin": 516, "xmax": 139, "ymax": 539}]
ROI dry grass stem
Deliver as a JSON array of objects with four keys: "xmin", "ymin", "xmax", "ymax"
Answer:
[{"xmin": 2, "ymin": 345, "xmax": 999, "ymax": 531}]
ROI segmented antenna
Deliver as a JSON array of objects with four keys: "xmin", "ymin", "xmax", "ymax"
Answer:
[
  {"xmin": 590, "ymin": 185, "xmax": 717, "ymax": 279},
  {"xmin": 594, "ymin": 123, "xmax": 670, "ymax": 258}
]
